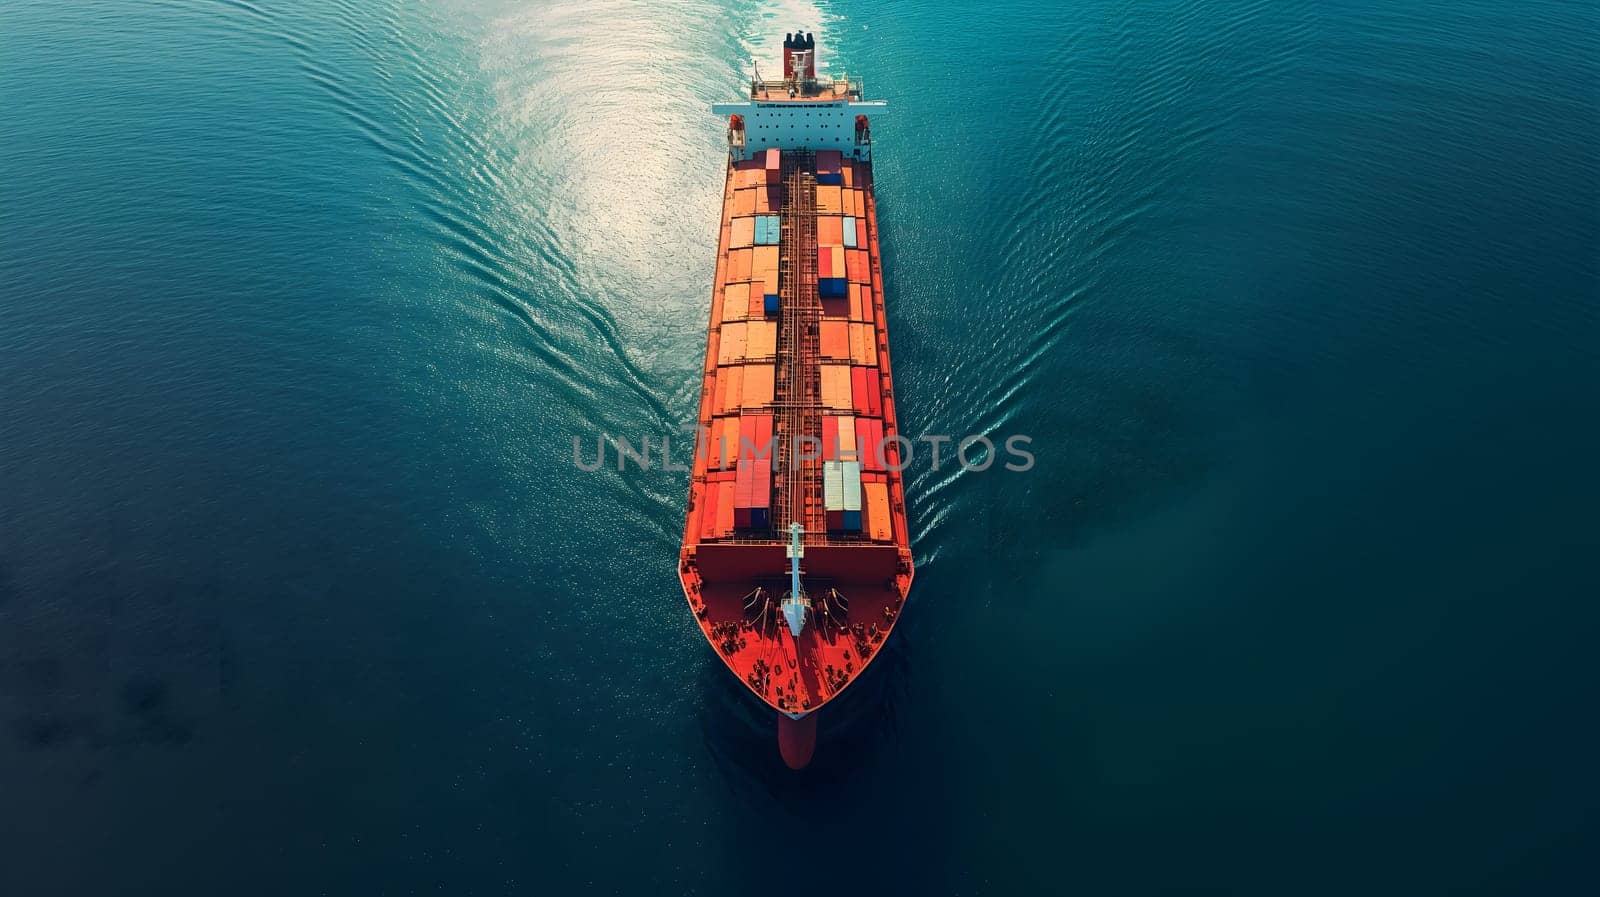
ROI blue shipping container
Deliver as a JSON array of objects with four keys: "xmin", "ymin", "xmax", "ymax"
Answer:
[
  {"xmin": 764, "ymin": 293, "xmax": 780, "ymax": 315},
  {"xmin": 818, "ymin": 277, "xmax": 848, "ymax": 298}
]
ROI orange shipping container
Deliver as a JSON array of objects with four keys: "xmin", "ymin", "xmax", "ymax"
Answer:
[
  {"xmin": 851, "ymin": 322, "xmax": 878, "ymax": 366},
  {"xmin": 754, "ymin": 267, "xmax": 779, "ymax": 297},
  {"xmin": 841, "ymin": 163, "xmax": 855, "ymax": 188},
  {"xmin": 728, "ymin": 248, "xmax": 752, "ymax": 281},
  {"xmin": 746, "ymin": 320, "xmax": 777, "ymax": 358},
  {"xmin": 713, "ymin": 365, "xmax": 743, "ymax": 415},
  {"xmin": 841, "ymin": 188, "xmax": 856, "ymax": 216},
  {"xmin": 732, "ymin": 188, "xmax": 756, "ymax": 216},
  {"xmin": 820, "ymin": 364, "xmax": 852, "ymax": 409},
  {"xmin": 838, "ymin": 416, "xmax": 858, "ymax": 462},
  {"xmin": 711, "ymin": 416, "xmax": 741, "ymax": 468},
  {"xmin": 742, "ymin": 364, "xmax": 775, "ymax": 409},
  {"xmin": 752, "ymin": 245, "xmax": 779, "ymax": 277},
  {"xmin": 817, "ymin": 216, "xmax": 844, "ymax": 247},
  {"xmin": 816, "ymin": 184, "xmax": 843, "ymax": 213},
  {"xmin": 730, "ymin": 216, "xmax": 755, "ymax": 249},
  {"xmin": 847, "ymin": 249, "xmax": 869, "ymax": 283},
  {"xmin": 864, "ymin": 481, "xmax": 891, "ymax": 540},
  {"xmin": 754, "ymin": 186, "xmax": 780, "ymax": 213},
  {"xmin": 717, "ymin": 321, "xmax": 747, "ymax": 364},
  {"xmin": 820, "ymin": 320, "xmax": 850, "ymax": 359},
  {"xmin": 722, "ymin": 282, "xmax": 749, "ymax": 322}
]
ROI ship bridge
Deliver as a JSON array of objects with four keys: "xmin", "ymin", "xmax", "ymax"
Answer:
[{"xmin": 713, "ymin": 32, "xmax": 885, "ymax": 163}]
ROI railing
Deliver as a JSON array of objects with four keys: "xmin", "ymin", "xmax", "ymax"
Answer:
[{"xmin": 748, "ymin": 76, "xmax": 862, "ymax": 100}]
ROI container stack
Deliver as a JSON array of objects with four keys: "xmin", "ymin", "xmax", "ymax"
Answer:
[
  {"xmin": 817, "ymin": 244, "xmax": 848, "ymax": 298},
  {"xmin": 751, "ymin": 207, "xmax": 782, "ymax": 316},
  {"xmin": 815, "ymin": 150, "xmax": 843, "ymax": 185},
  {"xmin": 734, "ymin": 457, "xmax": 772, "ymax": 530},
  {"xmin": 823, "ymin": 460, "xmax": 863, "ymax": 532}
]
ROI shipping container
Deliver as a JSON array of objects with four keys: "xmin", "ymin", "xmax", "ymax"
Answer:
[
  {"xmin": 714, "ymin": 416, "xmax": 741, "ymax": 468},
  {"xmin": 866, "ymin": 368, "xmax": 882, "ymax": 417},
  {"xmin": 842, "ymin": 216, "xmax": 859, "ymax": 249},
  {"xmin": 816, "ymin": 184, "xmax": 843, "ymax": 214},
  {"xmin": 817, "ymin": 216, "xmax": 844, "ymax": 247},
  {"xmin": 815, "ymin": 173, "xmax": 842, "ymax": 186},
  {"xmin": 851, "ymin": 366, "xmax": 870, "ymax": 416},
  {"xmin": 701, "ymin": 479, "xmax": 723, "ymax": 539},
  {"xmin": 820, "ymin": 320, "xmax": 850, "ymax": 359},
  {"xmin": 851, "ymin": 322, "xmax": 877, "ymax": 366},
  {"xmin": 755, "ymin": 267, "xmax": 779, "ymax": 297},
  {"xmin": 840, "ymin": 461, "xmax": 863, "ymax": 531},
  {"xmin": 732, "ymin": 188, "xmax": 756, "ymax": 216},
  {"xmin": 822, "ymin": 416, "xmax": 839, "ymax": 461},
  {"xmin": 816, "ymin": 150, "xmax": 842, "ymax": 173},
  {"xmin": 754, "ymin": 214, "xmax": 782, "ymax": 245},
  {"xmin": 738, "ymin": 412, "xmax": 775, "ymax": 462},
  {"xmin": 822, "ymin": 461, "xmax": 844, "ymax": 510},
  {"xmin": 816, "ymin": 246, "xmax": 834, "ymax": 279},
  {"xmin": 723, "ymin": 282, "xmax": 750, "ymax": 322},
  {"xmin": 838, "ymin": 416, "xmax": 857, "ymax": 462},
  {"xmin": 820, "ymin": 364, "xmax": 852, "ymax": 409},
  {"xmin": 864, "ymin": 481, "xmax": 891, "ymax": 540},
  {"xmin": 728, "ymin": 248, "xmax": 752, "ymax": 281},
  {"xmin": 752, "ymin": 245, "xmax": 780, "ymax": 277},
  {"xmin": 763, "ymin": 292, "xmax": 779, "ymax": 316},
  {"xmin": 754, "ymin": 185, "xmax": 780, "ymax": 214},
  {"xmin": 714, "ymin": 365, "xmax": 744, "ymax": 415},
  {"xmin": 746, "ymin": 319, "xmax": 777, "ymax": 358},
  {"xmin": 818, "ymin": 277, "xmax": 848, "ymax": 298},
  {"xmin": 858, "ymin": 416, "xmax": 884, "ymax": 472},
  {"xmin": 730, "ymin": 216, "xmax": 755, "ymax": 249},
  {"xmin": 841, "ymin": 163, "xmax": 856, "ymax": 188},
  {"xmin": 846, "ymin": 248, "xmax": 869, "ymax": 283},
  {"xmin": 717, "ymin": 322, "xmax": 747, "ymax": 364},
  {"xmin": 734, "ymin": 460, "xmax": 753, "ymax": 529},
  {"xmin": 751, "ymin": 458, "xmax": 772, "ymax": 529},
  {"xmin": 741, "ymin": 364, "xmax": 775, "ymax": 409}
]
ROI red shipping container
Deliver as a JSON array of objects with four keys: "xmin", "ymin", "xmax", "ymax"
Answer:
[
  {"xmin": 757, "ymin": 412, "xmax": 773, "ymax": 451},
  {"xmin": 860, "ymin": 417, "xmax": 884, "ymax": 472},
  {"xmin": 817, "ymin": 246, "xmax": 833, "ymax": 279},
  {"xmin": 700, "ymin": 480, "xmax": 722, "ymax": 540},
  {"xmin": 866, "ymin": 368, "xmax": 883, "ymax": 417},
  {"xmin": 738, "ymin": 415, "xmax": 757, "ymax": 463},
  {"xmin": 822, "ymin": 415, "xmax": 839, "ymax": 461},
  {"xmin": 733, "ymin": 459, "xmax": 752, "ymax": 528},
  {"xmin": 851, "ymin": 366, "xmax": 870, "ymax": 416},
  {"xmin": 752, "ymin": 459, "xmax": 772, "ymax": 509}
]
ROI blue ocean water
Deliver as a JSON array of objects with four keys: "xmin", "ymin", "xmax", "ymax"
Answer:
[{"xmin": 2, "ymin": 0, "xmax": 1596, "ymax": 893}]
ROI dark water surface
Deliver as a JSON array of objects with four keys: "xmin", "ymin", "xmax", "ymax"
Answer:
[{"xmin": 3, "ymin": 1, "xmax": 1597, "ymax": 893}]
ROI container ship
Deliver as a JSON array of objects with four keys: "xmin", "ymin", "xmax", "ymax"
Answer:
[{"xmin": 678, "ymin": 33, "xmax": 912, "ymax": 769}]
